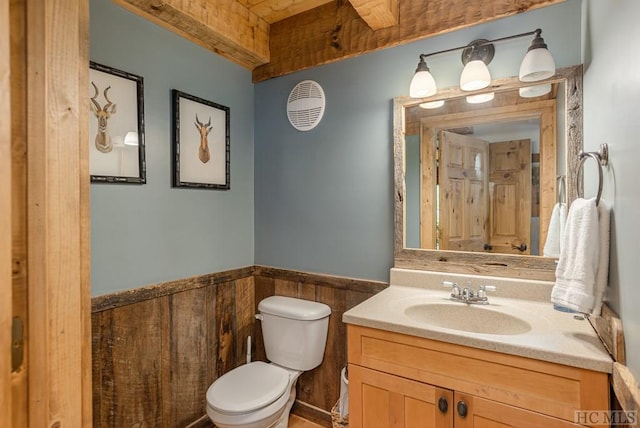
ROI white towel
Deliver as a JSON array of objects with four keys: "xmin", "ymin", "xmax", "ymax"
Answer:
[
  {"xmin": 551, "ymin": 198, "xmax": 610, "ymax": 315},
  {"xmin": 543, "ymin": 202, "xmax": 567, "ymax": 258},
  {"xmin": 592, "ymin": 199, "xmax": 611, "ymax": 316}
]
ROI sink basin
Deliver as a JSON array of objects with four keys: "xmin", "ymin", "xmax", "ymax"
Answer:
[{"xmin": 404, "ymin": 303, "xmax": 532, "ymax": 335}]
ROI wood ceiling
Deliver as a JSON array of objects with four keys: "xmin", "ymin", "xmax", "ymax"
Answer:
[{"xmin": 114, "ymin": 0, "xmax": 565, "ymax": 82}]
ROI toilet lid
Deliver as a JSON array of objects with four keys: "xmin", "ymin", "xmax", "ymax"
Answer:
[{"xmin": 207, "ymin": 361, "xmax": 290, "ymax": 414}]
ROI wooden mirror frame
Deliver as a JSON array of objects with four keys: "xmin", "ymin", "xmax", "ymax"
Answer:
[{"xmin": 393, "ymin": 65, "xmax": 583, "ymax": 281}]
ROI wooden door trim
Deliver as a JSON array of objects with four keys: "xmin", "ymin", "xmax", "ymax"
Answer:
[
  {"xmin": 25, "ymin": 1, "xmax": 91, "ymax": 426},
  {"xmin": 419, "ymin": 127, "xmax": 437, "ymax": 248},
  {"xmin": 1, "ymin": 0, "xmax": 12, "ymax": 424}
]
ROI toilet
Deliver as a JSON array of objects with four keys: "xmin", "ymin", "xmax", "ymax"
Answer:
[{"xmin": 206, "ymin": 296, "xmax": 331, "ymax": 428}]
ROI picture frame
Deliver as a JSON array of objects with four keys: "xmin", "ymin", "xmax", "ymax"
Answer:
[
  {"xmin": 172, "ymin": 89, "xmax": 230, "ymax": 190},
  {"xmin": 89, "ymin": 61, "xmax": 146, "ymax": 184}
]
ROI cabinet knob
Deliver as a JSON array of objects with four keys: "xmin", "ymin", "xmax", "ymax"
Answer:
[
  {"xmin": 437, "ymin": 397, "xmax": 448, "ymax": 413},
  {"xmin": 457, "ymin": 400, "xmax": 468, "ymax": 418}
]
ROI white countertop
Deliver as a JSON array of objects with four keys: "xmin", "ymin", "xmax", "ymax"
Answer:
[{"xmin": 342, "ymin": 268, "xmax": 613, "ymax": 373}]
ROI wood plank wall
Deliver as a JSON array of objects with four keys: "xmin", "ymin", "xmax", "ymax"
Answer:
[
  {"xmin": 91, "ymin": 265, "xmax": 387, "ymax": 427},
  {"xmin": 92, "ymin": 267, "xmax": 256, "ymax": 427}
]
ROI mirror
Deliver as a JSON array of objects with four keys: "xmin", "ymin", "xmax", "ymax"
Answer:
[{"xmin": 394, "ymin": 65, "xmax": 583, "ymax": 281}]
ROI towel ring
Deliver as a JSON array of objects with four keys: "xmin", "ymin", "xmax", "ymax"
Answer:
[{"xmin": 577, "ymin": 143, "xmax": 608, "ymax": 206}]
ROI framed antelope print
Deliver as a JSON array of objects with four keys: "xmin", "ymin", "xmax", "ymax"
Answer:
[
  {"xmin": 171, "ymin": 90, "xmax": 230, "ymax": 190},
  {"xmin": 89, "ymin": 61, "xmax": 146, "ymax": 183}
]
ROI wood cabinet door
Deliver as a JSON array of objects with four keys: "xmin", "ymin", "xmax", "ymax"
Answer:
[
  {"xmin": 453, "ymin": 393, "xmax": 587, "ymax": 428},
  {"xmin": 349, "ymin": 364, "xmax": 454, "ymax": 428}
]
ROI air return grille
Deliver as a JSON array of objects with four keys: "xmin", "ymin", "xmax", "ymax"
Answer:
[{"xmin": 286, "ymin": 80, "xmax": 326, "ymax": 131}]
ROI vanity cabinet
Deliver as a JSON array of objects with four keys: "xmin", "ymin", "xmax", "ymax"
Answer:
[
  {"xmin": 350, "ymin": 364, "xmax": 453, "ymax": 428},
  {"xmin": 347, "ymin": 325, "xmax": 609, "ymax": 428}
]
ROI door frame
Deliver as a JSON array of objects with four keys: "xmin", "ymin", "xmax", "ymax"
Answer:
[
  {"xmin": 6, "ymin": 1, "xmax": 92, "ymax": 426},
  {"xmin": 1, "ymin": 0, "xmax": 13, "ymax": 425}
]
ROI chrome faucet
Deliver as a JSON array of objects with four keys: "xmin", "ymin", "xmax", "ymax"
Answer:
[{"xmin": 442, "ymin": 281, "xmax": 497, "ymax": 304}]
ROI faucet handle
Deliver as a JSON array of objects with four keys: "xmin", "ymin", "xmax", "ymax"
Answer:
[
  {"xmin": 442, "ymin": 281, "xmax": 461, "ymax": 296},
  {"xmin": 477, "ymin": 285, "xmax": 497, "ymax": 299}
]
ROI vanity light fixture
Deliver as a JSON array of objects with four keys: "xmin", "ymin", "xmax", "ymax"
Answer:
[
  {"xmin": 519, "ymin": 29, "xmax": 556, "ymax": 82},
  {"xmin": 409, "ymin": 56, "xmax": 437, "ymax": 98},
  {"xmin": 409, "ymin": 29, "xmax": 556, "ymax": 98},
  {"xmin": 459, "ymin": 39, "xmax": 494, "ymax": 91}
]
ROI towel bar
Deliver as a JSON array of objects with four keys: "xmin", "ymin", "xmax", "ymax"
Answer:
[{"xmin": 577, "ymin": 143, "xmax": 608, "ymax": 206}]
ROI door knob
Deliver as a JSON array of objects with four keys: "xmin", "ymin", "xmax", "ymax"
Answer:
[{"xmin": 511, "ymin": 243, "xmax": 527, "ymax": 252}]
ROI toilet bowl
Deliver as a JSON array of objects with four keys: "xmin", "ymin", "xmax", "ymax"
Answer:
[
  {"xmin": 206, "ymin": 362, "xmax": 301, "ymax": 428},
  {"xmin": 206, "ymin": 296, "xmax": 330, "ymax": 428}
]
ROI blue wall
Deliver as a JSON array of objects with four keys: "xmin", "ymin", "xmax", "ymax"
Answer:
[
  {"xmin": 90, "ymin": 0, "xmax": 254, "ymax": 295},
  {"xmin": 254, "ymin": 0, "xmax": 583, "ymax": 282},
  {"xmin": 583, "ymin": 0, "xmax": 640, "ymax": 383}
]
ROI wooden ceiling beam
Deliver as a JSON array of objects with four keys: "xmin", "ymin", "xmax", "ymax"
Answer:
[
  {"xmin": 252, "ymin": 0, "xmax": 566, "ymax": 82},
  {"xmin": 114, "ymin": 0, "xmax": 270, "ymax": 69},
  {"xmin": 242, "ymin": 0, "xmax": 334, "ymax": 24},
  {"xmin": 349, "ymin": 0, "xmax": 398, "ymax": 30}
]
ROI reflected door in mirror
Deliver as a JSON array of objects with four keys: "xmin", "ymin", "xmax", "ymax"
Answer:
[
  {"xmin": 488, "ymin": 139, "xmax": 532, "ymax": 254},
  {"xmin": 438, "ymin": 131, "xmax": 489, "ymax": 252}
]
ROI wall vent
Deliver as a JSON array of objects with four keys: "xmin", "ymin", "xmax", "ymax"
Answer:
[{"xmin": 286, "ymin": 80, "xmax": 325, "ymax": 131}]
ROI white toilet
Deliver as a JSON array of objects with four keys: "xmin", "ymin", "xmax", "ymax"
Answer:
[{"xmin": 206, "ymin": 296, "xmax": 331, "ymax": 428}]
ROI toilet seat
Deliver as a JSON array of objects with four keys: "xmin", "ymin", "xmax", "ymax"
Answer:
[{"xmin": 207, "ymin": 361, "xmax": 290, "ymax": 415}]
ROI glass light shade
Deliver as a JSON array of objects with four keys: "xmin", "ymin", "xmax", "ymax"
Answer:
[
  {"xmin": 460, "ymin": 60, "xmax": 491, "ymax": 91},
  {"xmin": 519, "ymin": 48, "xmax": 556, "ymax": 82},
  {"xmin": 124, "ymin": 131, "xmax": 139, "ymax": 146},
  {"xmin": 519, "ymin": 83, "xmax": 552, "ymax": 98},
  {"xmin": 409, "ymin": 70, "xmax": 437, "ymax": 98},
  {"xmin": 466, "ymin": 92, "xmax": 495, "ymax": 104},
  {"xmin": 419, "ymin": 100, "xmax": 445, "ymax": 109}
]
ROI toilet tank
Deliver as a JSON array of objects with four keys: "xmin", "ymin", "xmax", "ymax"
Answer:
[{"xmin": 258, "ymin": 296, "xmax": 331, "ymax": 371}]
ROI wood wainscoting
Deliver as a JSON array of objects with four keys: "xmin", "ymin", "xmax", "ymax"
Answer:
[
  {"xmin": 91, "ymin": 266, "xmax": 255, "ymax": 427},
  {"xmin": 91, "ymin": 265, "xmax": 387, "ymax": 427}
]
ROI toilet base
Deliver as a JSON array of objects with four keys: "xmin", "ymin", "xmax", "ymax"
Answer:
[
  {"xmin": 273, "ymin": 371, "xmax": 300, "ymax": 428},
  {"xmin": 207, "ymin": 368, "xmax": 301, "ymax": 428}
]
